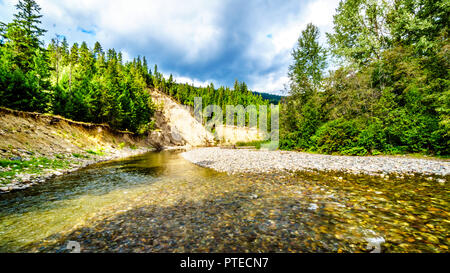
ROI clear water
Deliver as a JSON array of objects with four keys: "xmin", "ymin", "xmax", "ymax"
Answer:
[{"xmin": 0, "ymin": 150, "xmax": 448, "ymax": 252}]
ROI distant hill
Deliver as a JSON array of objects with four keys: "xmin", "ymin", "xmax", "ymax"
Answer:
[{"xmin": 252, "ymin": 92, "xmax": 284, "ymax": 104}]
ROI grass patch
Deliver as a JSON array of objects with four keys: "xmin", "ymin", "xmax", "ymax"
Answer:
[
  {"xmin": 0, "ymin": 157, "xmax": 72, "ymax": 185},
  {"xmin": 129, "ymin": 144, "xmax": 137, "ymax": 150},
  {"xmin": 118, "ymin": 142, "xmax": 138, "ymax": 150},
  {"xmin": 72, "ymin": 153, "xmax": 89, "ymax": 159},
  {"xmin": 55, "ymin": 154, "xmax": 65, "ymax": 159},
  {"xmin": 235, "ymin": 140, "xmax": 273, "ymax": 149},
  {"xmin": 85, "ymin": 148, "xmax": 106, "ymax": 156}
]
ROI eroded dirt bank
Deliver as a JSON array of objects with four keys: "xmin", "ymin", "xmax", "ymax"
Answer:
[
  {"xmin": 0, "ymin": 107, "xmax": 154, "ymax": 192},
  {"xmin": 149, "ymin": 90, "xmax": 265, "ymax": 146}
]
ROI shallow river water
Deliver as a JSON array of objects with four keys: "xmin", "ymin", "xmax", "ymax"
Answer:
[{"xmin": 0, "ymin": 150, "xmax": 448, "ymax": 252}]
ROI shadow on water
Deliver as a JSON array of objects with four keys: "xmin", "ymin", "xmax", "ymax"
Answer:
[
  {"xmin": 33, "ymin": 193, "xmax": 346, "ymax": 253},
  {"xmin": 0, "ymin": 151, "xmax": 208, "ymax": 216},
  {"xmin": 1, "ymin": 150, "xmax": 449, "ymax": 253},
  {"xmin": 0, "ymin": 150, "xmax": 218, "ymax": 251},
  {"xmin": 28, "ymin": 170, "xmax": 450, "ymax": 253},
  {"xmin": 26, "ymin": 170, "xmax": 450, "ymax": 253}
]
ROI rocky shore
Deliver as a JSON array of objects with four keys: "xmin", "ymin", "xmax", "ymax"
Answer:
[
  {"xmin": 0, "ymin": 105, "xmax": 187, "ymax": 194},
  {"xmin": 181, "ymin": 147, "xmax": 449, "ymax": 179},
  {"xmin": 0, "ymin": 147, "xmax": 154, "ymax": 193}
]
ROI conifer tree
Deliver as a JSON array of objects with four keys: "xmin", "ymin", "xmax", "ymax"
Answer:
[{"xmin": 68, "ymin": 43, "xmax": 79, "ymax": 93}]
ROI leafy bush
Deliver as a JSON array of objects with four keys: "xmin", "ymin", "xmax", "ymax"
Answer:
[
  {"xmin": 279, "ymin": 0, "xmax": 449, "ymax": 156},
  {"xmin": 311, "ymin": 119, "xmax": 361, "ymax": 154}
]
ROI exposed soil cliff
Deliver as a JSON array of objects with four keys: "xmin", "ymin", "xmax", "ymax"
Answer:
[
  {"xmin": 148, "ymin": 90, "xmax": 264, "ymax": 146},
  {"xmin": 0, "ymin": 91, "xmax": 264, "ymax": 192},
  {"xmin": 0, "ymin": 107, "xmax": 152, "ymax": 159},
  {"xmin": 148, "ymin": 90, "xmax": 215, "ymax": 147},
  {"xmin": 0, "ymin": 107, "xmax": 153, "ymax": 192}
]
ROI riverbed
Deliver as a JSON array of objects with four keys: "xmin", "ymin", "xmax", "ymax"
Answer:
[
  {"xmin": 0, "ymin": 150, "xmax": 448, "ymax": 252},
  {"xmin": 182, "ymin": 147, "xmax": 450, "ymax": 177}
]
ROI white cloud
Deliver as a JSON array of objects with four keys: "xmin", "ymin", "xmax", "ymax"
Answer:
[
  {"xmin": 246, "ymin": 0, "xmax": 341, "ymax": 93},
  {"xmin": 249, "ymin": 72, "xmax": 290, "ymax": 96},
  {"xmin": 0, "ymin": 0, "xmax": 342, "ymax": 95},
  {"xmin": 171, "ymin": 75, "xmax": 215, "ymax": 88},
  {"xmin": 35, "ymin": 0, "xmax": 224, "ymax": 63}
]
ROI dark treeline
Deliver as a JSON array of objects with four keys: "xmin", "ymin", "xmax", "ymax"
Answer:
[
  {"xmin": 0, "ymin": 0, "xmax": 271, "ymax": 133},
  {"xmin": 0, "ymin": 0, "xmax": 156, "ymax": 133},
  {"xmin": 252, "ymin": 91, "xmax": 282, "ymax": 105},
  {"xmin": 281, "ymin": 0, "xmax": 449, "ymax": 155},
  {"xmin": 154, "ymin": 74, "xmax": 272, "ymax": 126}
]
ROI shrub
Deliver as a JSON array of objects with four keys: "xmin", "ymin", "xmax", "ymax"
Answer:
[{"xmin": 311, "ymin": 118, "xmax": 361, "ymax": 154}]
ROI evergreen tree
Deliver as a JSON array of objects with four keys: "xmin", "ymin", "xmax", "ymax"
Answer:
[
  {"xmin": 1, "ymin": 0, "xmax": 46, "ymax": 71},
  {"xmin": 13, "ymin": 0, "xmax": 46, "ymax": 48},
  {"xmin": 93, "ymin": 41, "xmax": 103, "ymax": 56},
  {"xmin": 68, "ymin": 43, "xmax": 79, "ymax": 93}
]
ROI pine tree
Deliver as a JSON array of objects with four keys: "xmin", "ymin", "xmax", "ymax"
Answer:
[
  {"xmin": 93, "ymin": 41, "xmax": 103, "ymax": 57},
  {"xmin": 1, "ymin": 0, "xmax": 46, "ymax": 71},
  {"xmin": 48, "ymin": 35, "xmax": 63, "ymax": 85},
  {"xmin": 79, "ymin": 42, "xmax": 93, "ymax": 70},
  {"xmin": 233, "ymin": 79, "xmax": 239, "ymax": 92},
  {"xmin": 69, "ymin": 43, "xmax": 79, "ymax": 93},
  {"xmin": 13, "ymin": 0, "xmax": 46, "ymax": 48},
  {"xmin": 61, "ymin": 37, "xmax": 69, "ymax": 62}
]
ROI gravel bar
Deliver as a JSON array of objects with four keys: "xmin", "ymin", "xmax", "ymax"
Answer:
[{"xmin": 181, "ymin": 147, "xmax": 450, "ymax": 177}]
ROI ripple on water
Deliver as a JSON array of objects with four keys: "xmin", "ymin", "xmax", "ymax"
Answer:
[{"xmin": 0, "ymin": 151, "xmax": 449, "ymax": 253}]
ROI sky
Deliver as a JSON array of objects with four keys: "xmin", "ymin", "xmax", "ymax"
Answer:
[{"xmin": 0, "ymin": 0, "xmax": 341, "ymax": 95}]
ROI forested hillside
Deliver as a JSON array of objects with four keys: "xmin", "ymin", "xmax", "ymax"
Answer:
[
  {"xmin": 0, "ymin": 0, "xmax": 156, "ymax": 133},
  {"xmin": 0, "ymin": 0, "xmax": 271, "ymax": 134},
  {"xmin": 2, "ymin": 0, "xmax": 447, "ymax": 156},
  {"xmin": 252, "ymin": 92, "xmax": 283, "ymax": 104},
  {"xmin": 154, "ymin": 76, "xmax": 272, "ymax": 125},
  {"xmin": 280, "ymin": 0, "xmax": 449, "ymax": 156}
]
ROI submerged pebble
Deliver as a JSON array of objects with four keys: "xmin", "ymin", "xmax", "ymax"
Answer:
[{"xmin": 1, "ymin": 151, "xmax": 448, "ymax": 253}]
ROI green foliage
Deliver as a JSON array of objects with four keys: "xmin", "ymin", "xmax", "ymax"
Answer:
[
  {"xmin": 252, "ymin": 92, "xmax": 282, "ymax": 104},
  {"xmin": 280, "ymin": 23, "xmax": 327, "ymax": 150},
  {"xmin": 85, "ymin": 148, "xmax": 105, "ymax": 156},
  {"xmin": 159, "ymin": 79, "xmax": 273, "ymax": 128},
  {"xmin": 327, "ymin": 0, "xmax": 391, "ymax": 66},
  {"xmin": 0, "ymin": 47, "xmax": 50, "ymax": 112},
  {"xmin": 235, "ymin": 140, "xmax": 271, "ymax": 149},
  {"xmin": 0, "ymin": 157, "xmax": 71, "ymax": 184},
  {"xmin": 281, "ymin": 0, "xmax": 449, "ymax": 156},
  {"xmin": 72, "ymin": 153, "xmax": 88, "ymax": 159},
  {"xmin": 289, "ymin": 23, "xmax": 327, "ymax": 92},
  {"xmin": 311, "ymin": 119, "xmax": 362, "ymax": 154},
  {"xmin": 0, "ymin": 1, "xmax": 156, "ymax": 134}
]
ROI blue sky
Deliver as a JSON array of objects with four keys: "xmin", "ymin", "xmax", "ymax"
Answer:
[{"xmin": 0, "ymin": 0, "xmax": 341, "ymax": 95}]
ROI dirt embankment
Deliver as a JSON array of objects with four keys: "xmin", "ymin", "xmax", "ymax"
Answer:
[
  {"xmin": 149, "ymin": 90, "xmax": 264, "ymax": 146},
  {"xmin": 0, "ymin": 107, "xmax": 154, "ymax": 192},
  {"xmin": 0, "ymin": 107, "xmax": 152, "ymax": 159},
  {"xmin": 0, "ymin": 90, "xmax": 268, "ymax": 192},
  {"xmin": 149, "ymin": 90, "xmax": 215, "ymax": 147}
]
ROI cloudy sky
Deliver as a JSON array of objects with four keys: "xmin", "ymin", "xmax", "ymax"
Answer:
[{"xmin": 0, "ymin": 0, "xmax": 340, "ymax": 95}]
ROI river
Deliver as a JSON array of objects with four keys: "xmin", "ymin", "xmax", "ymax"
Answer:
[{"xmin": 0, "ymin": 150, "xmax": 448, "ymax": 252}]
